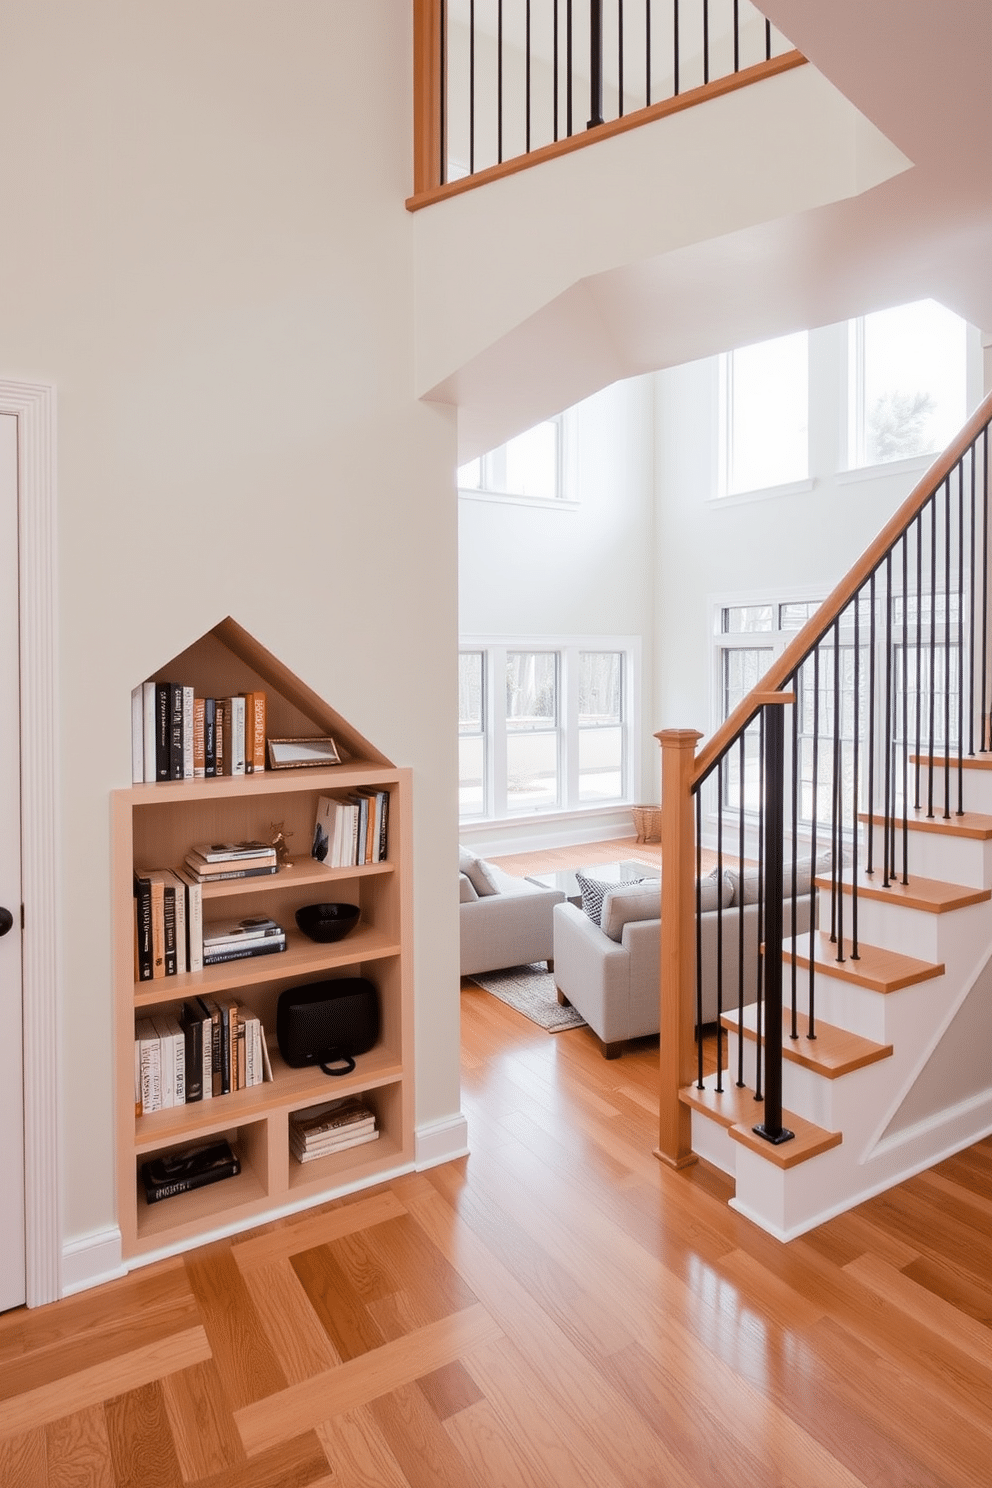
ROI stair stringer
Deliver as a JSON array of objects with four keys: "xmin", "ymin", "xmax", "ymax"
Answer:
[{"xmin": 689, "ymin": 844, "xmax": 992, "ymax": 1240}]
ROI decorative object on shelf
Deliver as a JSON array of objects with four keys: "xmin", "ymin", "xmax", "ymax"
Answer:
[
  {"xmin": 276, "ymin": 977, "xmax": 380, "ymax": 1076},
  {"xmin": 140, "ymin": 1139, "xmax": 240, "ymax": 1204},
  {"xmin": 269, "ymin": 820, "xmax": 294, "ymax": 868},
  {"xmin": 295, "ymin": 902, "xmax": 360, "ymax": 943},
  {"xmin": 631, "ymin": 804, "xmax": 663, "ymax": 843},
  {"xmin": 267, "ymin": 736, "xmax": 341, "ymax": 769}
]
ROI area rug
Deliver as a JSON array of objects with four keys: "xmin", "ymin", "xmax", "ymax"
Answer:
[{"xmin": 468, "ymin": 963, "xmax": 587, "ymax": 1033}]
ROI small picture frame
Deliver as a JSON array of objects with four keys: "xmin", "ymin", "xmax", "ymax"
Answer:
[{"xmin": 267, "ymin": 736, "xmax": 341, "ymax": 770}]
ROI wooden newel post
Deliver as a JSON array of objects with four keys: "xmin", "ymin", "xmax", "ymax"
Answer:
[
  {"xmin": 412, "ymin": 0, "xmax": 445, "ymax": 196},
  {"xmin": 655, "ymin": 728, "xmax": 703, "ymax": 1170}
]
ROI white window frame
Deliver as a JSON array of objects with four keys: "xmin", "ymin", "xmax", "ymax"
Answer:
[
  {"xmin": 457, "ymin": 413, "xmax": 577, "ymax": 508},
  {"xmin": 459, "ymin": 635, "xmax": 641, "ymax": 824}
]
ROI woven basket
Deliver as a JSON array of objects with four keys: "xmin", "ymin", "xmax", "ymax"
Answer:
[{"xmin": 631, "ymin": 805, "xmax": 663, "ymax": 844}]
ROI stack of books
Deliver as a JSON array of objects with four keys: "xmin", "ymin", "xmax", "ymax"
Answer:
[
  {"xmin": 311, "ymin": 790, "xmax": 389, "ymax": 868},
  {"xmin": 202, "ymin": 915, "xmax": 287, "ymax": 966},
  {"xmin": 131, "ymin": 683, "xmax": 266, "ymax": 783},
  {"xmin": 134, "ymin": 996, "xmax": 272, "ymax": 1114},
  {"xmin": 134, "ymin": 866, "xmax": 202, "ymax": 979},
  {"xmin": 289, "ymin": 1096, "xmax": 379, "ymax": 1164},
  {"xmin": 184, "ymin": 840, "xmax": 279, "ymax": 884},
  {"xmin": 141, "ymin": 1139, "xmax": 240, "ymax": 1205}
]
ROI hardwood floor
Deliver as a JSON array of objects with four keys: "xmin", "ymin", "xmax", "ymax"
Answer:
[{"xmin": 2, "ymin": 841, "xmax": 991, "ymax": 1484}]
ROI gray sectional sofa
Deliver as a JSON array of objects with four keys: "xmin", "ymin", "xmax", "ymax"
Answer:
[
  {"xmin": 552, "ymin": 859, "xmax": 821, "ymax": 1057},
  {"xmin": 459, "ymin": 847, "xmax": 566, "ymax": 978}
]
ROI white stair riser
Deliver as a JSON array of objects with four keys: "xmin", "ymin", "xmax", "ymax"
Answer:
[
  {"xmin": 780, "ymin": 964, "xmax": 890, "ymax": 1042},
  {"xmin": 725, "ymin": 1027, "xmax": 886, "ymax": 1132},
  {"xmin": 867, "ymin": 821, "xmax": 992, "ymax": 886},
  {"xmin": 688, "ymin": 1110, "xmax": 737, "ymax": 1177},
  {"xmin": 918, "ymin": 763, "xmax": 992, "ymax": 815},
  {"xmin": 830, "ymin": 895, "xmax": 991, "ymax": 964}
]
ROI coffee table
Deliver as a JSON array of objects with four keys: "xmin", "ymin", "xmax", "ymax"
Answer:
[{"xmin": 526, "ymin": 859, "xmax": 659, "ymax": 907}]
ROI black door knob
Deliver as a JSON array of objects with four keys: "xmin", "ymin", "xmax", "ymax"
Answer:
[{"xmin": 0, "ymin": 907, "xmax": 13, "ymax": 937}]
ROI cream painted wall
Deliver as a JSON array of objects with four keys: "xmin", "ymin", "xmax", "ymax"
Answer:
[{"xmin": 0, "ymin": 3, "xmax": 461, "ymax": 1251}]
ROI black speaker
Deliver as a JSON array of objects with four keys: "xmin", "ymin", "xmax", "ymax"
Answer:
[{"xmin": 276, "ymin": 978, "xmax": 380, "ymax": 1076}]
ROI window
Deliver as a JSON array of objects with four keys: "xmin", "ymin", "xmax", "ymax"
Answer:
[
  {"xmin": 458, "ymin": 639, "xmax": 638, "ymax": 821},
  {"xmin": 719, "ymin": 331, "xmax": 809, "ymax": 496},
  {"xmin": 458, "ymin": 418, "xmax": 563, "ymax": 501},
  {"xmin": 848, "ymin": 299, "xmax": 967, "ymax": 468}
]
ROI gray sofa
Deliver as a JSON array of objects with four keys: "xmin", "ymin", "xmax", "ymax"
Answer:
[
  {"xmin": 552, "ymin": 860, "xmax": 821, "ymax": 1057},
  {"xmin": 459, "ymin": 848, "xmax": 566, "ymax": 978}
]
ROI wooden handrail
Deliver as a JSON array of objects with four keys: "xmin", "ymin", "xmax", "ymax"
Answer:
[
  {"xmin": 406, "ymin": 51, "xmax": 807, "ymax": 212},
  {"xmin": 693, "ymin": 388, "xmax": 992, "ymax": 787},
  {"xmin": 412, "ymin": 0, "xmax": 444, "ymax": 197}
]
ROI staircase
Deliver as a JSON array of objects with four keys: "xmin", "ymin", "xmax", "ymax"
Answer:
[{"xmin": 660, "ymin": 394, "xmax": 992, "ymax": 1240}]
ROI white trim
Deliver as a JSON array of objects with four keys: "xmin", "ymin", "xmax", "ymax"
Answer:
[
  {"xmin": 61, "ymin": 1227, "xmax": 126, "ymax": 1296},
  {"xmin": 836, "ymin": 452, "xmax": 936, "ymax": 485},
  {"xmin": 458, "ymin": 489, "xmax": 580, "ymax": 511},
  {"xmin": 0, "ymin": 379, "xmax": 61, "ymax": 1308},
  {"xmin": 708, "ymin": 476, "xmax": 816, "ymax": 509},
  {"xmin": 415, "ymin": 1113, "xmax": 470, "ymax": 1169}
]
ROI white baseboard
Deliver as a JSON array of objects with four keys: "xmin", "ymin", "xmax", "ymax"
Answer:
[
  {"xmin": 61, "ymin": 1227, "xmax": 126, "ymax": 1296},
  {"xmin": 415, "ymin": 1112, "xmax": 470, "ymax": 1169}
]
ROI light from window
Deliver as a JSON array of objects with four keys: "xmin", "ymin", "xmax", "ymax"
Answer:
[
  {"xmin": 721, "ymin": 331, "xmax": 808, "ymax": 495},
  {"xmin": 459, "ymin": 652, "xmax": 486, "ymax": 816},
  {"xmin": 722, "ymin": 605, "xmax": 776, "ymax": 634},
  {"xmin": 506, "ymin": 652, "xmax": 559, "ymax": 811},
  {"xmin": 849, "ymin": 299, "xmax": 967, "ymax": 468},
  {"xmin": 458, "ymin": 419, "xmax": 561, "ymax": 500},
  {"xmin": 578, "ymin": 652, "xmax": 624, "ymax": 802}
]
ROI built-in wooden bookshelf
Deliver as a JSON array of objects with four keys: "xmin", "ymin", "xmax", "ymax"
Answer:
[{"xmin": 112, "ymin": 618, "xmax": 414, "ymax": 1259}]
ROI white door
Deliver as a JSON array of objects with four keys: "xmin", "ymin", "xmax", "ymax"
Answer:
[{"xmin": 0, "ymin": 412, "xmax": 25, "ymax": 1312}]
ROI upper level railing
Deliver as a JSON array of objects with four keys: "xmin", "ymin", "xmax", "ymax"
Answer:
[
  {"xmin": 409, "ymin": 0, "xmax": 804, "ymax": 209},
  {"xmin": 656, "ymin": 388, "xmax": 992, "ymax": 1167}
]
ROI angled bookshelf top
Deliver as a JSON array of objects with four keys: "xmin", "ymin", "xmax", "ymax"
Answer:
[{"xmin": 147, "ymin": 615, "xmax": 392, "ymax": 770}]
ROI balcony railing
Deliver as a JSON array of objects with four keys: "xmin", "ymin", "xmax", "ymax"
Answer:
[{"xmin": 410, "ymin": 0, "xmax": 804, "ymax": 208}]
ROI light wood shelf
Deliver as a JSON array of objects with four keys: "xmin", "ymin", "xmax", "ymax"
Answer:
[{"xmin": 114, "ymin": 618, "xmax": 415, "ymax": 1261}]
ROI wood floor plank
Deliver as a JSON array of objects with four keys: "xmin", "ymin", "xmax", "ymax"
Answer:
[
  {"xmin": 239, "ymin": 1257, "xmax": 342, "ymax": 1383},
  {"xmin": 417, "ymin": 1361, "xmax": 484, "ymax": 1422},
  {"xmin": 183, "ymin": 1432, "xmax": 332, "ymax": 1488},
  {"xmin": 316, "ymin": 1406, "xmax": 413, "ymax": 1488},
  {"xmin": 104, "ymin": 1381, "xmax": 184, "ymax": 1488},
  {"xmin": 369, "ymin": 1381, "xmax": 487, "ymax": 1488},
  {"xmin": 183, "ymin": 1246, "xmax": 288, "ymax": 1410},
  {"xmin": 843, "ymin": 1253, "xmax": 992, "ymax": 1369},
  {"xmin": 46, "ymin": 1406, "xmax": 115, "ymax": 1488},
  {"xmin": 234, "ymin": 1305, "xmax": 504, "ymax": 1457},
  {"xmin": 443, "ymin": 1398, "xmax": 556, "ymax": 1488},
  {"xmin": 289, "ymin": 1242, "xmax": 388, "ymax": 1362},
  {"xmin": 232, "ymin": 1192, "xmax": 407, "ymax": 1272},
  {"xmin": 0, "ymin": 1427, "xmax": 48, "ymax": 1487},
  {"xmin": 159, "ymin": 1358, "xmax": 245, "ymax": 1480},
  {"xmin": 0, "ymin": 1327, "xmax": 211, "ymax": 1439}
]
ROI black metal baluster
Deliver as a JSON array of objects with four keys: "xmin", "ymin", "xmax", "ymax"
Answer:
[
  {"xmin": 733, "ymin": 0, "xmax": 740, "ymax": 72},
  {"xmin": 852, "ymin": 593, "xmax": 860, "ymax": 958},
  {"xmin": 588, "ymin": 0, "xmax": 604, "ymax": 126},
  {"xmin": 835, "ymin": 621, "xmax": 845, "ymax": 958},
  {"xmin": 969, "ymin": 446, "xmax": 977, "ymax": 757},
  {"xmin": 755, "ymin": 712, "xmax": 766, "ymax": 1103},
  {"xmin": 553, "ymin": 0, "xmax": 559, "ymax": 141},
  {"xmin": 737, "ymin": 732, "xmax": 746, "ymax": 1087},
  {"xmin": 497, "ymin": 0, "xmax": 503, "ymax": 162},
  {"xmin": 618, "ymin": 0, "xmax": 624, "ymax": 115},
  {"xmin": 790, "ymin": 671, "xmax": 799, "ymax": 1034},
  {"xmin": 944, "ymin": 475, "xmax": 952, "ymax": 819},
  {"xmin": 715, "ymin": 757, "xmax": 724, "ymax": 1093},
  {"xmin": 754, "ymin": 703, "xmax": 792, "ymax": 1147},
  {"xmin": 673, "ymin": 0, "xmax": 680, "ymax": 96},
  {"xmin": 867, "ymin": 575, "xmax": 876, "ymax": 875},
  {"xmin": 567, "ymin": 0, "xmax": 573, "ymax": 135},
  {"xmin": 469, "ymin": 0, "xmax": 475, "ymax": 173},
  {"xmin": 645, "ymin": 0, "xmax": 652, "ymax": 105},
  {"xmin": 703, "ymin": 0, "xmax": 709, "ymax": 84},
  {"xmin": 765, "ymin": 15, "xmax": 772, "ymax": 59},
  {"xmin": 928, "ymin": 494, "xmax": 937, "ymax": 816},
  {"xmin": 883, "ymin": 552, "xmax": 893, "ymax": 887},
  {"xmin": 525, "ymin": 0, "xmax": 532, "ymax": 152},
  {"xmin": 983, "ymin": 428, "xmax": 990, "ymax": 750},
  {"xmin": 829, "ymin": 625, "xmax": 839, "ymax": 944},
  {"xmin": 808, "ymin": 649, "xmax": 819, "ymax": 1038},
  {"xmin": 695, "ymin": 789, "xmax": 704, "ymax": 1088},
  {"xmin": 440, "ymin": 0, "xmax": 447, "ymax": 183},
  {"xmin": 915, "ymin": 513, "xmax": 923, "ymax": 808}
]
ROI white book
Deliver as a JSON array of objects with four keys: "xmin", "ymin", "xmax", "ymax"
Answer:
[
  {"xmin": 164, "ymin": 1013, "xmax": 186, "ymax": 1104},
  {"xmin": 142, "ymin": 681, "xmax": 157, "ymax": 784},
  {"xmin": 182, "ymin": 685, "xmax": 195, "ymax": 779},
  {"xmin": 135, "ymin": 1018, "xmax": 161, "ymax": 1115},
  {"xmin": 173, "ymin": 866, "xmax": 203, "ymax": 974},
  {"xmin": 150, "ymin": 1014, "xmax": 174, "ymax": 1109},
  {"xmin": 227, "ymin": 695, "xmax": 246, "ymax": 775},
  {"xmin": 291, "ymin": 1129, "xmax": 380, "ymax": 1162},
  {"xmin": 131, "ymin": 686, "xmax": 144, "ymax": 784}
]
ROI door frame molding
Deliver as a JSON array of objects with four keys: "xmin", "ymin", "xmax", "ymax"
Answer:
[{"xmin": 1, "ymin": 379, "xmax": 61, "ymax": 1306}]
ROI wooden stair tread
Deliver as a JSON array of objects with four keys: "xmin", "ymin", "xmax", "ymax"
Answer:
[
  {"xmin": 910, "ymin": 752, "xmax": 992, "ymax": 771},
  {"xmin": 721, "ymin": 1006, "xmax": 893, "ymax": 1077},
  {"xmin": 679, "ymin": 1075, "xmax": 842, "ymax": 1169},
  {"xmin": 784, "ymin": 931, "xmax": 944, "ymax": 994},
  {"xmin": 858, "ymin": 807, "xmax": 992, "ymax": 839},
  {"xmin": 814, "ymin": 871, "xmax": 991, "ymax": 914}
]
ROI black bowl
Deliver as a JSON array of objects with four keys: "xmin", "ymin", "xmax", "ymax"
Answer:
[{"xmin": 295, "ymin": 902, "xmax": 360, "ymax": 943}]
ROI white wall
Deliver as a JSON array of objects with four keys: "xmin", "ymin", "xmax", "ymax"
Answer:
[
  {"xmin": 458, "ymin": 376, "xmax": 659, "ymax": 818},
  {"xmin": 653, "ymin": 318, "xmax": 986, "ymax": 738},
  {"xmin": 0, "ymin": 2, "xmax": 462, "ymax": 1274}
]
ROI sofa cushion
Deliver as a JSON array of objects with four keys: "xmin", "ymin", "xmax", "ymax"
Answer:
[
  {"xmin": 459, "ymin": 847, "xmax": 501, "ymax": 897},
  {"xmin": 599, "ymin": 879, "xmax": 660, "ymax": 941},
  {"xmin": 575, "ymin": 871, "xmax": 617, "ymax": 926},
  {"xmin": 725, "ymin": 853, "xmax": 830, "ymax": 907},
  {"xmin": 459, "ymin": 872, "xmax": 479, "ymax": 903}
]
